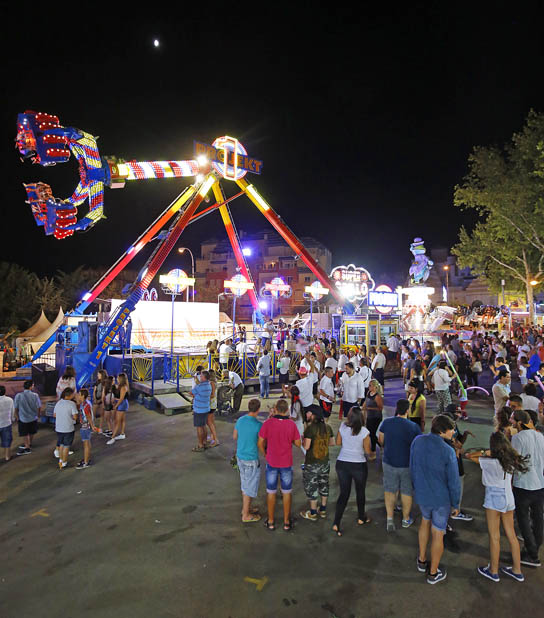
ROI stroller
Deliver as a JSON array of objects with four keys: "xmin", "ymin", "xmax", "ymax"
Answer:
[{"xmin": 216, "ymin": 381, "xmax": 234, "ymax": 416}]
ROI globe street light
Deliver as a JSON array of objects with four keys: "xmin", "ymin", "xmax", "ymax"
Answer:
[{"xmin": 178, "ymin": 247, "xmax": 195, "ymax": 301}]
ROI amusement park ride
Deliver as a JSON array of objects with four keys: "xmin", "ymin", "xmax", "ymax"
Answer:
[{"xmin": 16, "ymin": 111, "xmax": 352, "ymax": 388}]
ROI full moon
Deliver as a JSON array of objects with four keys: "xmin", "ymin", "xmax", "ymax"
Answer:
[{"xmin": 153, "ymin": 39, "xmax": 160, "ymax": 47}]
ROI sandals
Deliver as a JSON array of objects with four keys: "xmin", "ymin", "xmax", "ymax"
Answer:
[
  {"xmin": 191, "ymin": 446, "xmax": 205, "ymax": 452},
  {"xmin": 283, "ymin": 520, "xmax": 293, "ymax": 532},
  {"xmin": 332, "ymin": 524, "xmax": 342, "ymax": 537},
  {"xmin": 242, "ymin": 514, "xmax": 262, "ymax": 523},
  {"xmin": 357, "ymin": 516, "xmax": 372, "ymax": 525},
  {"xmin": 264, "ymin": 519, "xmax": 275, "ymax": 531}
]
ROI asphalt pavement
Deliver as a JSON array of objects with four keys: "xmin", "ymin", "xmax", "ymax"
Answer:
[{"xmin": 1, "ymin": 374, "xmax": 542, "ymax": 618}]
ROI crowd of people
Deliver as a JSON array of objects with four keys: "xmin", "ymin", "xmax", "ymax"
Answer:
[
  {"xmin": 0, "ymin": 366, "xmax": 130, "ymax": 469},
  {"xmin": 1, "ymin": 323, "xmax": 544, "ymax": 586},
  {"xmin": 196, "ymin": 324, "xmax": 544, "ymax": 585}
]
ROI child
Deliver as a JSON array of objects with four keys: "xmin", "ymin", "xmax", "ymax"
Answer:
[
  {"xmin": 206, "ymin": 370, "xmax": 219, "ymax": 447},
  {"xmin": 54, "ymin": 388, "xmax": 78, "ymax": 470},
  {"xmin": 477, "ymin": 431, "xmax": 529, "ymax": 582},
  {"xmin": 76, "ymin": 389, "xmax": 95, "ymax": 469}
]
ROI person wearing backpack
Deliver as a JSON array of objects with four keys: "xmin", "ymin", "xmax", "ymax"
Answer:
[{"xmin": 299, "ymin": 405, "xmax": 335, "ymax": 522}]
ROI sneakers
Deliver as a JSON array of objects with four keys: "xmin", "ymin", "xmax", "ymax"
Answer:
[
  {"xmin": 427, "ymin": 568, "xmax": 447, "ymax": 584},
  {"xmin": 451, "ymin": 511, "xmax": 473, "ymax": 521},
  {"xmin": 416, "ymin": 557, "xmax": 428, "ymax": 573},
  {"xmin": 318, "ymin": 507, "xmax": 327, "ymax": 519},
  {"xmin": 16, "ymin": 447, "xmax": 31, "ymax": 456},
  {"xmin": 500, "ymin": 566, "xmax": 525, "ymax": 582},
  {"xmin": 76, "ymin": 461, "xmax": 92, "ymax": 469},
  {"xmin": 394, "ymin": 505, "xmax": 402, "ymax": 512},
  {"xmin": 115, "ymin": 434, "xmax": 126, "ymax": 440},
  {"xmin": 478, "ymin": 565, "xmax": 500, "ymax": 582},
  {"xmin": 58, "ymin": 461, "xmax": 67, "ymax": 469},
  {"xmin": 300, "ymin": 510, "xmax": 318, "ymax": 521},
  {"xmin": 520, "ymin": 553, "xmax": 541, "ymax": 568},
  {"xmin": 54, "ymin": 449, "xmax": 60, "ymax": 458},
  {"xmin": 386, "ymin": 519, "xmax": 396, "ymax": 532},
  {"xmin": 106, "ymin": 438, "xmax": 116, "ymax": 445},
  {"xmin": 402, "ymin": 518, "xmax": 414, "ymax": 528}
]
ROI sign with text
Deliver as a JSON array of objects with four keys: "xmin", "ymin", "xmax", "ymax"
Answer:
[{"xmin": 330, "ymin": 264, "xmax": 375, "ymax": 302}]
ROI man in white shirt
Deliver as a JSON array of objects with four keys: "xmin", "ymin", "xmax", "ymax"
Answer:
[
  {"xmin": 223, "ymin": 370, "xmax": 245, "ymax": 412},
  {"xmin": 371, "ymin": 349, "xmax": 387, "ymax": 389},
  {"xmin": 340, "ymin": 362, "xmax": 365, "ymax": 419},
  {"xmin": 357, "ymin": 359, "xmax": 372, "ymax": 393},
  {"xmin": 337, "ymin": 350, "xmax": 349, "ymax": 377},
  {"xmin": 300, "ymin": 352, "xmax": 320, "ymax": 395},
  {"xmin": 219, "ymin": 339, "xmax": 233, "ymax": 369},
  {"xmin": 236, "ymin": 340, "xmax": 247, "ymax": 360},
  {"xmin": 387, "ymin": 334, "xmax": 400, "ymax": 360},
  {"xmin": 256, "ymin": 350, "xmax": 272, "ymax": 399},
  {"xmin": 0, "ymin": 386, "xmax": 15, "ymax": 461},
  {"xmin": 318, "ymin": 366, "xmax": 336, "ymax": 418},
  {"xmin": 324, "ymin": 351, "xmax": 338, "ymax": 375},
  {"xmin": 296, "ymin": 367, "xmax": 315, "ymax": 410}
]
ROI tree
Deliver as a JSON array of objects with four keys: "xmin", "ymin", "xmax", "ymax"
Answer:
[
  {"xmin": 452, "ymin": 111, "xmax": 544, "ymax": 323},
  {"xmin": 0, "ymin": 262, "xmax": 42, "ymax": 330}
]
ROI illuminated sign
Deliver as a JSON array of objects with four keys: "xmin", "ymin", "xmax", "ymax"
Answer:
[
  {"xmin": 261, "ymin": 277, "xmax": 292, "ymax": 298},
  {"xmin": 224, "ymin": 274, "xmax": 254, "ymax": 298},
  {"xmin": 330, "ymin": 264, "xmax": 375, "ymax": 302},
  {"xmin": 194, "ymin": 138, "xmax": 263, "ymax": 180},
  {"xmin": 305, "ymin": 281, "xmax": 329, "ymax": 300},
  {"xmin": 369, "ymin": 284, "xmax": 398, "ymax": 315},
  {"xmin": 159, "ymin": 269, "xmax": 195, "ymax": 294}
]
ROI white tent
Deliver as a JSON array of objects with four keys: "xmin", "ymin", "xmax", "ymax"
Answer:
[
  {"xmin": 28, "ymin": 307, "xmax": 65, "ymax": 354},
  {"xmin": 19, "ymin": 311, "xmax": 52, "ymax": 338}
]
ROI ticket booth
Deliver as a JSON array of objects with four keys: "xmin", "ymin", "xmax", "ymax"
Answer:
[{"xmin": 341, "ymin": 315, "xmax": 399, "ymax": 351}]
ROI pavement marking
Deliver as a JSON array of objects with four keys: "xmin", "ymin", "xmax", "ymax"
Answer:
[
  {"xmin": 30, "ymin": 508, "xmax": 50, "ymax": 518},
  {"xmin": 244, "ymin": 576, "xmax": 268, "ymax": 591}
]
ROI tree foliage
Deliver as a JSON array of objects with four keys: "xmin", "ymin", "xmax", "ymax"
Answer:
[{"xmin": 452, "ymin": 111, "xmax": 544, "ymax": 320}]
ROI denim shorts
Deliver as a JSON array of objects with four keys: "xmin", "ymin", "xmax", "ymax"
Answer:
[
  {"xmin": 80, "ymin": 428, "xmax": 92, "ymax": 442},
  {"xmin": 419, "ymin": 504, "xmax": 450, "ymax": 532},
  {"xmin": 265, "ymin": 464, "xmax": 293, "ymax": 494},
  {"xmin": 484, "ymin": 486, "xmax": 515, "ymax": 513},
  {"xmin": 237, "ymin": 458, "xmax": 261, "ymax": 498},
  {"xmin": 56, "ymin": 431, "xmax": 75, "ymax": 447},
  {"xmin": 118, "ymin": 399, "xmax": 129, "ymax": 412},
  {"xmin": 0, "ymin": 424, "xmax": 13, "ymax": 448},
  {"xmin": 382, "ymin": 462, "xmax": 413, "ymax": 496}
]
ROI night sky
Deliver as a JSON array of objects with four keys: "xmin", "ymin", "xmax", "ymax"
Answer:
[{"xmin": 3, "ymin": 4, "xmax": 543, "ymax": 281}]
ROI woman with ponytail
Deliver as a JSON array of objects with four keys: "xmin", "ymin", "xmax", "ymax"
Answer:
[{"xmin": 477, "ymin": 431, "xmax": 529, "ymax": 582}]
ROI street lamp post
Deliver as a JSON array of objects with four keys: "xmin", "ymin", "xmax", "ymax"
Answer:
[
  {"xmin": 443, "ymin": 265, "xmax": 450, "ymax": 304},
  {"xmin": 305, "ymin": 282, "xmax": 329, "ymax": 337},
  {"xmin": 159, "ymin": 269, "xmax": 195, "ymax": 359},
  {"xmin": 224, "ymin": 274, "xmax": 254, "ymax": 341},
  {"xmin": 178, "ymin": 247, "xmax": 195, "ymax": 302}
]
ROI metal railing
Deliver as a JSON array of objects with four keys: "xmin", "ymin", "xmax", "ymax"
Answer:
[{"xmin": 162, "ymin": 350, "xmax": 302, "ymax": 384}]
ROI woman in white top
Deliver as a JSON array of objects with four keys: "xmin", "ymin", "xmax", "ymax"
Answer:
[
  {"xmin": 332, "ymin": 406, "xmax": 374, "ymax": 536},
  {"xmin": 478, "ymin": 432, "xmax": 529, "ymax": 582},
  {"xmin": 56, "ymin": 365, "xmax": 76, "ymax": 400}
]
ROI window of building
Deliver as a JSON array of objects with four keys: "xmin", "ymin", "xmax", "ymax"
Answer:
[{"xmin": 304, "ymin": 276, "xmax": 311, "ymax": 283}]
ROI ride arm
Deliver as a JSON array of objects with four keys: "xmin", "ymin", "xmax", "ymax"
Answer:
[{"xmin": 236, "ymin": 178, "xmax": 353, "ymax": 312}]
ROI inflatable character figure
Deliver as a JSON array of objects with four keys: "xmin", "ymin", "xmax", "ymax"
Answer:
[{"xmin": 409, "ymin": 237, "xmax": 434, "ymax": 284}]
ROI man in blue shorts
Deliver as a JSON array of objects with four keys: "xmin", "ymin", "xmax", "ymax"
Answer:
[
  {"xmin": 191, "ymin": 370, "xmax": 212, "ymax": 452},
  {"xmin": 410, "ymin": 414, "xmax": 460, "ymax": 585},
  {"xmin": 233, "ymin": 398, "xmax": 263, "ymax": 523},
  {"xmin": 14, "ymin": 380, "xmax": 42, "ymax": 455},
  {"xmin": 258, "ymin": 399, "xmax": 301, "ymax": 531}
]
